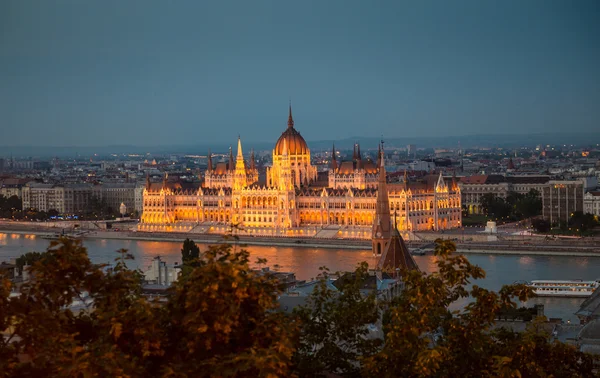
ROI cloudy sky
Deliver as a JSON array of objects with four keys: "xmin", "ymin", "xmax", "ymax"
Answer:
[{"xmin": 1, "ymin": 0, "xmax": 598, "ymax": 146}]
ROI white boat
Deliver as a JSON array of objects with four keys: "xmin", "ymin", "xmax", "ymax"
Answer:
[
  {"xmin": 40, "ymin": 233, "xmax": 62, "ymax": 240},
  {"xmin": 527, "ymin": 279, "xmax": 600, "ymax": 297},
  {"xmin": 410, "ymin": 248, "xmax": 426, "ymax": 256}
]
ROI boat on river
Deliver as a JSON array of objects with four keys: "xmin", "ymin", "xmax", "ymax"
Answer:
[
  {"xmin": 40, "ymin": 233, "xmax": 63, "ymax": 240},
  {"xmin": 527, "ymin": 279, "xmax": 600, "ymax": 297}
]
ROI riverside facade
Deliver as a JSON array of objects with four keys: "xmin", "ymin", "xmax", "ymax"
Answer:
[{"xmin": 139, "ymin": 107, "xmax": 462, "ymax": 239}]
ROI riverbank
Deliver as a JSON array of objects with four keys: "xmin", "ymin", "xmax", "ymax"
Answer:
[{"xmin": 3, "ymin": 227, "xmax": 600, "ymax": 257}]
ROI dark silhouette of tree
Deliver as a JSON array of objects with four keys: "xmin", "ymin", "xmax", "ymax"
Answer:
[
  {"xmin": 14, "ymin": 251, "xmax": 45, "ymax": 275},
  {"xmin": 0, "ymin": 238, "xmax": 297, "ymax": 377},
  {"xmin": 1, "ymin": 239, "xmax": 597, "ymax": 377},
  {"xmin": 181, "ymin": 238, "xmax": 200, "ymax": 264},
  {"xmin": 362, "ymin": 240, "xmax": 597, "ymax": 377},
  {"xmin": 293, "ymin": 263, "xmax": 381, "ymax": 376},
  {"xmin": 531, "ymin": 218, "xmax": 551, "ymax": 233}
]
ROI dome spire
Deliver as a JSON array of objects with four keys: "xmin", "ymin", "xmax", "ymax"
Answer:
[{"xmin": 288, "ymin": 102, "xmax": 294, "ymax": 129}]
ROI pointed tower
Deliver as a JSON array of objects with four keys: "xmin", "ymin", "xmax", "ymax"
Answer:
[
  {"xmin": 403, "ymin": 169, "xmax": 409, "ymax": 191},
  {"xmin": 250, "ymin": 149, "xmax": 256, "ymax": 171},
  {"xmin": 162, "ymin": 172, "xmax": 168, "ymax": 189},
  {"xmin": 451, "ymin": 171, "xmax": 458, "ymax": 191},
  {"xmin": 507, "ymin": 158, "xmax": 515, "ymax": 170},
  {"xmin": 435, "ymin": 171, "xmax": 447, "ymax": 193},
  {"xmin": 145, "ymin": 172, "xmax": 151, "ymax": 190},
  {"xmin": 330, "ymin": 143, "xmax": 337, "ymax": 171},
  {"xmin": 287, "ymin": 103, "xmax": 294, "ymax": 129},
  {"xmin": 372, "ymin": 148, "xmax": 392, "ymax": 257},
  {"xmin": 356, "ymin": 143, "xmax": 363, "ymax": 170},
  {"xmin": 235, "ymin": 136, "xmax": 245, "ymax": 170},
  {"xmin": 228, "ymin": 146, "xmax": 235, "ymax": 171},
  {"xmin": 377, "ymin": 211, "xmax": 419, "ymax": 274},
  {"xmin": 234, "ymin": 136, "xmax": 247, "ymax": 189},
  {"xmin": 376, "ymin": 143, "xmax": 382, "ymax": 168},
  {"xmin": 207, "ymin": 149, "xmax": 213, "ymax": 172},
  {"xmin": 353, "ymin": 143, "xmax": 358, "ymax": 161}
]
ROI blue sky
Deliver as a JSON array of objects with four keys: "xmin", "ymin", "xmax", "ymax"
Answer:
[{"xmin": 1, "ymin": 0, "xmax": 598, "ymax": 146}]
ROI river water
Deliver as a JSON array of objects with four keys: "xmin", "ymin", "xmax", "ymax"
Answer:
[{"xmin": 2, "ymin": 232, "xmax": 599, "ymax": 323}]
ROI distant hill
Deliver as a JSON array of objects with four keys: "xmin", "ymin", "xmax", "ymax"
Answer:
[{"xmin": 1, "ymin": 132, "xmax": 598, "ymax": 158}]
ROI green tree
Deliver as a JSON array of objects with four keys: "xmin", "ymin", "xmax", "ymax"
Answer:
[
  {"xmin": 362, "ymin": 240, "xmax": 597, "ymax": 377},
  {"xmin": 293, "ymin": 263, "xmax": 381, "ymax": 377},
  {"xmin": 0, "ymin": 238, "xmax": 297, "ymax": 377},
  {"xmin": 515, "ymin": 189, "xmax": 542, "ymax": 219},
  {"xmin": 14, "ymin": 251, "xmax": 45, "ymax": 275},
  {"xmin": 531, "ymin": 218, "xmax": 551, "ymax": 233},
  {"xmin": 181, "ymin": 238, "xmax": 200, "ymax": 264},
  {"xmin": 569, "ymin": 211, "xmax": 598, "ymax": 233},
  {"xmin": 162, "ymin": 243, "xmax": 298, "ymax": 376},
  {"xmin": 480, "ymin": 194, "xmax": 511, "ymax": 219}
]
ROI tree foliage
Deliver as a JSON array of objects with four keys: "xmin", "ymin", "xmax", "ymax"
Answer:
[
  {"xmin": 181, "ymin": 238, "xmax": 200, "ymax": 264},
  {"xmin": 531, "ymin": 218, "xmax": 551, "ymax": 233},
  {"xmin": 569, "ymin": 211, "xmax": 598, "ymax": 232},
  {"xmin": 293, "ymin": 263, "xmax": 381, "ymax": 377},
  {"xmin": 1, "ymin": 239, "xmax": 597, "ymax": 377},
  {"xmin": 480, "ymin": 190, "xmax": 542, "ymax": 220},
  {"xmin": 14, "ymin": 251, "xmax": 45, "ymax": 275},
  {"xmin": 362, "ymin": 240, "xmax": 597, "ymax": 377},
  {"xmin": 0, "ymin": 238, "xmax": 297, "ymax": 377}
]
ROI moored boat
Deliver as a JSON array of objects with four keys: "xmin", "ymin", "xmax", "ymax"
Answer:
[
  {"xmin": 527, "ymin": 279, "xmax": 600, "ymax": 297},
  {"xmin": 410, "ymin": 248, "xmax": 426, "ymax": 256}
]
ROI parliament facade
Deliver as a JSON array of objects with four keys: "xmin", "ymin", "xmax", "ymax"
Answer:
[{"xmin": 139, "ymin": 107, "xmax": 462, "ymax": 238}]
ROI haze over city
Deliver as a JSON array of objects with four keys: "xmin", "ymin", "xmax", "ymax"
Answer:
[{"xmin": 2, "ymin": 0, "xmax": 599, "ymax": 148}]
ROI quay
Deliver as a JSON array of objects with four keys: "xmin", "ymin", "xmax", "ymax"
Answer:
[{"xmin": 2, "ymin": 222, "xmax": 600, "ymax": 257}]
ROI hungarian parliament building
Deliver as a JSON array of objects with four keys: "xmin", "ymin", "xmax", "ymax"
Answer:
[{"xmin": 139, "ymin": 107, "xmax": 462, "ymax": 238}]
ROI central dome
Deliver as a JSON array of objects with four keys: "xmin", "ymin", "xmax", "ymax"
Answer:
[{"xmin": 274, "ymin": 105, "xmax": 309, "ymax": 156}]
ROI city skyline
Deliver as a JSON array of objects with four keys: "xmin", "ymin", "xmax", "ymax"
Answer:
[{"xmin": 2, "ymin": 0, "xmax": 599, "ymax": 146}]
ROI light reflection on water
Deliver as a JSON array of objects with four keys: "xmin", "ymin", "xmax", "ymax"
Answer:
[{"xmin": 1, "ymin": 233, "xmax": 597, "ymax": 323}]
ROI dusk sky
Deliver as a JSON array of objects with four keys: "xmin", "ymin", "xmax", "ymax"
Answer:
[{"xmin": 1, "ymin": 0, "xmax": 599, "ymax": 147}]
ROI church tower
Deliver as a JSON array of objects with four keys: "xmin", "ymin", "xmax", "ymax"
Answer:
[{"xmin": 372, "ymin": 146, "xmax": 392, "ymax": 257}]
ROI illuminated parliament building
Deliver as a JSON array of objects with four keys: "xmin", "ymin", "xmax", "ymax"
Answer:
[{"xmin": 139, "ymin": 107, "xmax": 462, "ymax": 239}]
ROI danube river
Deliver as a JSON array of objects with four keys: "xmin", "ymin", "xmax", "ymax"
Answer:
[{"xmin": 2, "ymin": 232, "xmax": 599, "ymax": 323}]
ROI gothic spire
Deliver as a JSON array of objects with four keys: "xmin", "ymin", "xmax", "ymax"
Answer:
[
  {"xmin": 331, "ymin": 143, "xmax": 337, "ymax": 171},
  {"xmin": 207, "ymin": 149, "xmax": 213, "ymax": 171},
  {"xmin": 250, "ymin": 149, "xmax": 256, "ymax": 170},
  {"xmin": 356, "ymin": 143, "xmax": 363, "ymax": 169},
  {"xmin": 236, "ymin": 135, "xmax": 243, "ymax": 159},
  {"xmin": 229, "ymin": 145, "xmax": 234, "ymax": 171},
  {"xmin": 372, "ymin": 147, "xmax": 392, "ymax": 256},
  {"xmin": 287, "ymin": 103, "xmax": 294, "ymax": 129},
  {"xmin": 235, "ymin": 136, "xmax": 246, "ymax": 171},
  {"xmin": 145, "ymin": 172, "xmax": 150, "ymax": 189}
]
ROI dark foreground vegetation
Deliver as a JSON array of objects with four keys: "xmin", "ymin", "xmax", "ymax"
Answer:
[{"xmin": 1, "ymin": 238, "xmax": 597, "ymax": 377}]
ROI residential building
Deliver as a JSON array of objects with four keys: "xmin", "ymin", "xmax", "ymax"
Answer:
[
  {"xmin": 95, "ymin": 183, "xmax": 137, "ymax": 215},
  {"xmin": 583, "ymin": 191, "xmax": 600, "ymax": 216},
  {"xmin": 459, "ymin": 175, "xmax": 550, "ymax": 214},
  {"xmin": 542, "ymin": 180, "xmax": 584, "ymax": 225},
  {"xmin": 0, "ymin": 178, "xmax": 30, "ymax": 198},
  {"xmin": 22, "ymin": 183, "xmax": 94, "ymax": 213}
]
